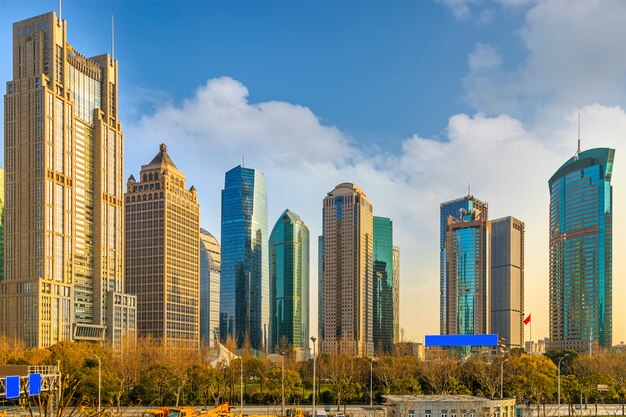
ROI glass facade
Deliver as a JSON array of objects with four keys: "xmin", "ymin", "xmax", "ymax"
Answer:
[
  {"xmin": 220, "ymin": 165, "xmax": 269, "ymax": 350},
  {"xmin": 200, "ymin": 229, "xmax": 221, "ymax": 346},
  {"xmin": 373, "ymin": 216, "xmax": 394, "ymax": 353},
  {"xmin": 548, "ymin": 148, "xmax": 614, "ymax": 351},
  {"xmin": 441, "ymin": 195, "xmax": 489, "ymax": 336},
  {"xmin": 439, "ymin": 195, "xmax": 488, "ymax": 334},
  {"xmin": 269, "ymin": 209, "xmax": 310, "ymax": 352}
]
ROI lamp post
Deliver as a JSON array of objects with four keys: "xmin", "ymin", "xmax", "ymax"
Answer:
[
  {"xmin": 558, "ymin": 353, "xmax": 570, "ymax": 408},
  {"xmin": 93, "ymin": 354, "xmax": 101, "ymax": 413},
  {"xmin": 281, "ymin": 352, "xmax": 285, "ymax": 417},
  {"xmin": 311, "ymin": 336, "xmax": 317, "ymax": 417},
  {"xmin": 240, "ymin": 355, "xmax": 244, "ymax": 416},
  {"xmin": 500, "ymin": 359, "xmax": 508, "ymax": 399}
]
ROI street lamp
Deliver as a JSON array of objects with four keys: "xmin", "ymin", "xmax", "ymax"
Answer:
[
  {"xmin": 240, "ymin": 355, "xmax": 244, "ymax": 416},
  {"xmin": 558, "ymin": 353, "xmax": 570, "ymax": 408},
  {"xmin": 500, "ymin": 359, "xmax": 508, "ymax": 399},
  {"xmin": 281, "ymin": 352, "xmax": 285, "ymax": 417},
  {"xmin": 311, "ymin": 336, "xmax": 317, "ymax": 417},
  {"xmin": 93, "ymin": 354, "xmax": 101, "ymax": 413},
  {"xmin": 370, "ymin": 357, "xmax": 378, "ymax": 409}
]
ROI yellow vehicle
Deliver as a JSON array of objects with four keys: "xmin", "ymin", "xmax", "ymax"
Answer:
[
  {"xmin": 167, "ymin": 407, "xmax": 197, "ymax": 417},
  {"xmin": 141, "ymin": 408, "xmax": 169, "ymax": 417},
  {"xmin": 287, "ymin": 408, "xmax": 305, "ymax": 417},
  {"xmin": 204, "ymin": 403, "xmax": 235, "ymax": 417}
]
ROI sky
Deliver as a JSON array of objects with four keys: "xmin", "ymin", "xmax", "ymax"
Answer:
[{"xmin": 2, "ymin": 0, "xmax": 626, "ymax": 345}]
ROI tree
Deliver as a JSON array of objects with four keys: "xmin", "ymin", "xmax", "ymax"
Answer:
[
  {"xmin": 420, "ymin": 358, "xmax": 468, "ymax": 395},
  {"xmin": 505, "ymin": 353, "xmax": 556, "ymax": 412}
]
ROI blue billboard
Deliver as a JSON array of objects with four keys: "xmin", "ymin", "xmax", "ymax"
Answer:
[
  {"xmin": 5, "ymin": 375, "xmax": 20, "ymax": 399},
  {"xmin": 425, "ymin": 334, "xmax": 499, "ymax": 347}
]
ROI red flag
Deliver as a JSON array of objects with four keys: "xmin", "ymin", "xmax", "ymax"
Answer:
[{"xmin": 524, "ymin": 314, "xmax": 531, "ymax": 325}]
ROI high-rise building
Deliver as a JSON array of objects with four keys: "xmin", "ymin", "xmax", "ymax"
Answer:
[
  {"xmin": 490, "ymin": 216, "xmax": 524, "ymax": 349},
  {"xmin": 0, "ymin": 169, "xmax": 4, "ymax": 283},
  {"xmin": 1, "ymin": 12, "xmax": 135, "ymax": 348},
  {"xmin": 269, "ymin": 209, "xmax": 310, "ymax": 352},
  {"xmin": 125, "ymin": 144, "xmax": 200, "ymax": 349},
  {"xmin": 548, "ymin": 147, "xmax": 614, "ymax": 351},
  {"xmin": 441, "ymin": 195, "xmax": 490, "ymax": 336},
  {"xmin": 200, "ymin": 228, "xmax": 221, "ymax": 347},
  {"xmin": 392, "ymin": 245, "xmax": 400, "ymax": 344},
  {"xmin": 220, "ymin": 165, "xmax": 269, "ymax": 351},
  {"xmin": 320, "ymin": 183, "xmax": 374, "ymax": 356},
  {"xmin": 373, "ymin": 216, "xmax": 395, "ymax": 353}
]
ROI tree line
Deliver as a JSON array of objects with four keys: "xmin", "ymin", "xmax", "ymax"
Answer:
[{"xmin": 3, "ymin": 337, "xmax": 626, "ymax": 415}]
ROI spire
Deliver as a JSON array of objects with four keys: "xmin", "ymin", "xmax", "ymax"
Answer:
[
  {"xmin": 577, "ymin": 112, "xmax": 581, "ymax": 155},
  {"xmin": 111, "ymin": 15, "xmax": 115, "ymax": 61},
  {"xmin": 468, "ymin": 182, "xmax": 471, "ymax": 196},
  {"xmin": 160, "ymin": 143, "xmax": 167, "ymax": 153},
  {"xmin": 58, "ymin": 0, "xmax": 62, "ymax": 25}
]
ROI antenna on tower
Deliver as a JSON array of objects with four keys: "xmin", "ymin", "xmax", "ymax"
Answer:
[
  {"xmin": 468, "ymin": 182, "xmax": 471, "ymax": 196},
  {"xmin": 58, "ymin": 0, "xmax": 62, "ymax": 25},
  {"xmin": 577, "ymin": 112, "xmax": 581, "ymax": 155},
  {"xmin": 111, "ymin": 15, "xmax": 115, "ymax": 61},
  {"xmin": 242, "ymin": 154, "xmax": 245, "ymax": 168}
]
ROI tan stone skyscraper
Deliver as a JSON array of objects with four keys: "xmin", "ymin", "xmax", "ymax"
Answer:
[
  {"xmin": 1, "ymin": 12, "xmax": 135, "ymax": 348},
  {"xmin": 320, "ymin": 183, "xmax": 374, "ymax": 356},
  {"xmin": 125, "ymin": 144, "xmax": 200, "ymax": 349}
]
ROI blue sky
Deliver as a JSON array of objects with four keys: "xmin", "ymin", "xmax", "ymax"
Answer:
[{"xmin": 3, "ymin": 0, "xmax": 626, "ymax": 344}]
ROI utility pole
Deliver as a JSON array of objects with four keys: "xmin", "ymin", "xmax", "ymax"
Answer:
[
  {"xmin": 281, "ymin": 352, "xmax": 285, "ymax": 417},
  {"xmin": 500, "ymin": 359, "xmax": 508, "ymax": 399}
]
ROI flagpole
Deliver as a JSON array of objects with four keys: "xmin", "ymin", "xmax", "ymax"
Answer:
[{"xmin": 530, "ymin": 313, "xmax": 532, "ymax": 352}]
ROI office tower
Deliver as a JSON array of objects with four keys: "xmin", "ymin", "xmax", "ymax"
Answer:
[
  {"xmin": 490, "ymin": 216, "xmax": 524, "ymax": 349},
  {"xmin": 548, "ymin": 147, "xmax": 614, "ymax": 351},
  {"xmin": 392, "ymin": 245, "xmax": 400, "ymax": 343},
  {"xmin": 321, "ymin": 183, "xmax": 374, "ymax": 356},
  {"xmin": 373, "ymin": 216, "xmax": 395, "ymax": 353},
  {"xmin": 0, "ymin": 169, "xmax": 4, "ymax": 282},
  {"xmin": 318, "ymin": 235, "xmax": 324, "ymax": 342},
  {"xmin": 200, "ymin": 228, "xmax": 221, "ymax": 346},
  {"xmin": 441, "ymin": 195, "xmax": 490, "ymax": 336},
  {"xmin": 220, "ymin": 165, "xmax": 269, "ymax": 351},
  {"xmin": 1, "ymin": 12, "xmax": 135, "ymax": 348},
  {"xmin": 269, "ymin": 209, "xmax": 310, "ymax": 352},
  {"xmin": 125, "ymin": 144, "xmax": 200, "ymax": 349}
]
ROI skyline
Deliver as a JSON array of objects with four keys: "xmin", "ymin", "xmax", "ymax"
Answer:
[{"xmin": 3, "ymin": 1, "xmax": 626, "ymax": 345}]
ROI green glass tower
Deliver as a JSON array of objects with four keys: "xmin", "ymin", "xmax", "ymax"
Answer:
[
  {"xmin": 549, "ymin": 147, "xmax": 614, "ymax": 351},
  {"xmin": 373, "ymin": 216, "xmax": 395, "ymax": 353},
  {"xmin": 269, "ymin": 209, "xmax": 310, "ymax": 352}
]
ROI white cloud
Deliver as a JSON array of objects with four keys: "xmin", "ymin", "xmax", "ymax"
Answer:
[
  {"xmin": 463, "ymin": 0, "xmax": 626, "ymax": 117},
  {"xmin": 125, "ymin": 76, "xmax": 626, "ymax": 342}
]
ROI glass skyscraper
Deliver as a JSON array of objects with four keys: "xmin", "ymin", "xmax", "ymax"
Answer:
[
  {"xmin": 220, "ymin": 165, "xmax": 269, "ymax": 351},
  {"xmin": 548, "ymin": 147, "xmax": 614, "ymax": 351},
  {"xmin": 440, "ymin": 195, "xmax": 489, "ymax": 336},
  {"xmin": 373, "ymin": 216, "xmax": 395, "ymax": 353},
  {"xmin": 200, "ymin": 228, "xmax": 221, "ymax": 347},
  {"xmin": 269, "ymin": 209, "xmax": 310, "ymax": 352}
]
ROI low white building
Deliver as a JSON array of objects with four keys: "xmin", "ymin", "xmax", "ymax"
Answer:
[{"xmin": 384, "ymin": 395, "xmax": 516, "ymax": 417}]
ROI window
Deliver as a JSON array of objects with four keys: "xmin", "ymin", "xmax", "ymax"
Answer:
[{"xmin": 408, "ymin": 410, "xmax": 415, "ymax": 417}]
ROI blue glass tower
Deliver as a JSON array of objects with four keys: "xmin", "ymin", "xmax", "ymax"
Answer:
[
  {"xmin": 549, "ymin": 147, "xmax": 614, "ymax": 351},
  {"xmin": 220, "ymin": 165, "xmax": 269, "ymax": 350},
  {"xmin": 269, "ymin": 210, "xmax": 310, "ymax": 352},
  {"xmin": 440, "ymin": 196, "xmax": 488, "ymax": 335}
]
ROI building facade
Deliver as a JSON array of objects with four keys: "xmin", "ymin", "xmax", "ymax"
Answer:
[
  {"xmin": 200, "ymin": 229, "xmax": 221, "ymax": 347},
  {"xmin": 320, "ymin": 183, "xmax": 374, "ymax": 356},
  {"xmin": 220, "ymin": 165, "xmax": 269, "ymax": 351},
  {"xmin": 548, "ymin": 147, "xmax": 614, "ymax": 351},
  {"xmin": 373, "ymin": 216, "xmax": 395, "ymax": 353},
  {"xmin": 125, "ymin": 144, "xmax": 200, "ymax": 349},
  {"xmin": 268, "ymin": 209, "xmax": 310, "ymax": 352},
  {"xmin": 490, "ymin": 216, "xmax": 524, "ymax": 349},
  {"xmin": 0, "ymin": 169, "xmax": 4, "ymax": 283},
  {"xmin": 441, "ymin": 195, "xmax": 490, "ymax": 336},
  {"xmin": 1, "ymin": 12, "xmax": 135, "ymax": 348},
  {"xmin": 393, "ymin": 245, "xmax": 400, "ymax": 344},
  {"xmin": 384, "ymin": 395, "xmax": 515, "ymax": 417}
]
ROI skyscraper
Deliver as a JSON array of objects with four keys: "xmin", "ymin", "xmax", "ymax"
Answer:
[
  {"xmin": 392, "ymin": 245, "xmax": 400, "ymax": 344},
  {"xmin": 1, "ymin": 12, "xmax": 135, "ymax": 348},
  {"xmin": 125, "ymin": 144, "xmax": 200, "ymax": 349},
  {"xmin": 269, "ymin": 209, "xmax": 310, "ymax": 352},
  {"xmin": 490, "ymin": 216, "xmax": 524, "ymax": 349},
  {"xmin": 321, "ymin": 183, "xmax": 374, "ymax": 356},
  {"xmin": 441, "ymin": 195, "xmax": 490, "ymax": 336},
  {"xmin": 220, "ymin": 165, "xmax": 269, "ymax": 351},
  {"xmin": 548, "ymin": 147, "xmax": 614, "ymax": 351},
  {"xmin": 200, "ymin": 228, "xmax": 221, "ymax": 346},
  {"xmin": 373, "ymin": 216, "xmax": 395, "ymax": 353},
  {"xmin": 0, "ymin": 169, "xmax": 4, "ymax": 283}
]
